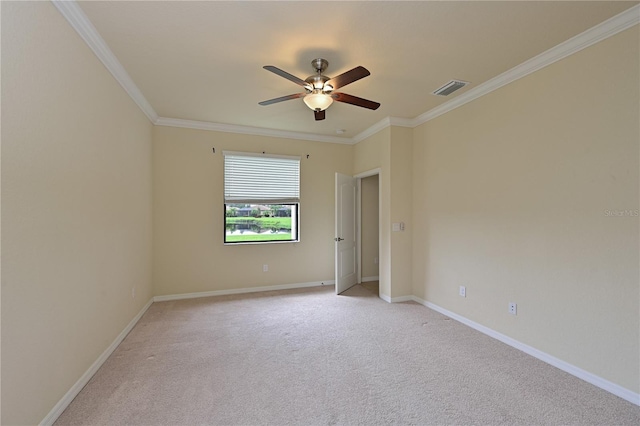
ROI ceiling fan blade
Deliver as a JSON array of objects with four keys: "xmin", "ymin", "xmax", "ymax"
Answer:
[
  {"xmin": 314, "ymin": 110, "xmax": 326, "ymax": 121},
  {"xmin": 332, "ymin": 92, "xmax": 380, "ymax": 110},
  {"xmin": 258, "ymin": 93, "xmax": 304, "ymax": 106},
  {"xmin": 326, "ymin": 66, "xmax": 370, "ymax": 90},
  {"xmin": 263, "ymin": 65, "xmax": 310, "ymax": 88}
]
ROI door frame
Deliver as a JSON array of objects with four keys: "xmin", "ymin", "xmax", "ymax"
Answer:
[{"xmin": 354, "ymin": 168, "xmax": 381, "ymax": 288}]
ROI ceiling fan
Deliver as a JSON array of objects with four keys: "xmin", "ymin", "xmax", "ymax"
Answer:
[{"xmin": 259, "ymin": 58, "xmax": 380, "ymax": 121}]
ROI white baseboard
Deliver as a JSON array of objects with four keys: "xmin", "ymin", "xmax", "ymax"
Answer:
[
  {"xmin": 40, "ymin": 298, "xmax": 154, "ymax": 425},
  {"xmin": 378, "ymin": 292, "xmax": 412, "ymax": 303},
  {"xmin": 391, "ymin": 295, "xmax": 414, "ymax": 303},
  {"xmin": 153, "ymin": 280, "xmax": 335, "ymax": 302},
  {"xmin": 410, "ymin": 296, "xmax": 640, "ymax": 407},
  {"xmin": 361, "ymin": 276, "xmax": 379, "ymax": 283}
]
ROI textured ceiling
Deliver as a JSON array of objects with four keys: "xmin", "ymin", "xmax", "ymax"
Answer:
[{"xmin": 78, "ymin": 1, "xmax": 635, "ymax": 139}]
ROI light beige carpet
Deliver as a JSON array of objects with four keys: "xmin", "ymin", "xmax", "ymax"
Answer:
[{"xmin": 56, "ymin": 285, "xmax": 640, "ymax": 425}]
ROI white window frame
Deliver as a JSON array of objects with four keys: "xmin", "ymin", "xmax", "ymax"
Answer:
[{"xmin": 223, "ymin": 151, "xmax": 300, "ymax": 245}]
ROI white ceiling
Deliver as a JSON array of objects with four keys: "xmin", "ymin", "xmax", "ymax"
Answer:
[{"xmin": 75, "ymin": 1, "xmax": 636, "ymax": 140}]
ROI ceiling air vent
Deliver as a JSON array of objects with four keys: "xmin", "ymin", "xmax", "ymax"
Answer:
[{"xmin": 432, "ymin": 80, "xmax": 469, "ymax": 96}]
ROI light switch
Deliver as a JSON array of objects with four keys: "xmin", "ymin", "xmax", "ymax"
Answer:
[{"xmin": 392, "ymin": 222, "xmax": 405, "ymax": 232}]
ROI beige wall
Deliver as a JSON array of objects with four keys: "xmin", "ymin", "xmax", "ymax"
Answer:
[
  {"xmin": 412, "ymin": 27, "xmax": 639, "ymax": 393},
  {"xmin": 389, "ymin": 127, "xmax": 413, "ymax": 298},
  {"xmin": 152, "ymin": 126, "xmax": 353, "ymax": 296},
  {"xmin": 1, "ymin": 2, "xmax": 154, "ymax": 425},
  {"xmin": 353, "ymin": 127, "xmax": 388, "ymax": 176},
  {"xmin": 361, "ymin": 175, "xmax": 379, "ymax": 279}
]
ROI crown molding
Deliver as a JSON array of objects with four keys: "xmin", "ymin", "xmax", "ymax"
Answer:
[
  {"xmin": 155, "ymin": 117, "xmax": 353, "ymax": 145},
  {"xmin": 388, "ymin": 117, "xmax": 415, "ymax": 128},
  {"xmin": 351, "ymin": 116, "xmax": 415, "ymax": 145},
  {"xmin": 51, "ymin": 0, "xmax": 158, "ymax": 123},
  {"xmin": 411, "ymin": 3, "xmax": 640, "ymax": 127},
  {"xmin": 326, "ymin": 4, "xmax": 640, "ymax": 144},
  {"xmin": 352, "ymin": 117, "xmax": 391, "ymax": 144},
  {"xmin": 53, "ymin": 0, "xmax": 638, "ymax": 145}
]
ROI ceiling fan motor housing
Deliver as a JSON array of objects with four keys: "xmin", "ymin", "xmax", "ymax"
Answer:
[
  {"xmin": 305, "ymin": 58, "xmax": 333, "ymax": 93},
  {"xmin": 305, "ymin": 74, "xmax": 331, "ymax": 93},
  {"xmin": 311, "ymin": 58, "xmax": 329, "ymax": 73}
]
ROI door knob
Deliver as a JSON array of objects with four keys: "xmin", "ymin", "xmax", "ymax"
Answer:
[{"xmin": 334, "ymin": 237, "xmax": 344, "ymax": 242}]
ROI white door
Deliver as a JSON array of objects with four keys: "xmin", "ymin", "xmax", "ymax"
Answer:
[{"xmin": 335, "ymin": 173, "xmax": 357, "ymax": 294}]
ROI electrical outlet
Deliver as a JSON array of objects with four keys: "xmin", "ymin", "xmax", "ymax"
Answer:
[
  {"xmin": 459, "ymin": 286, "xmax": 466, "ymax": 297},
  {"xmin": 509, "ymin": 302, "xmax": 517, "ymax": 315},
  {"xmin": 262, "ymin": 264, "xmax": 269, "ymax": 272},
  {"xmin": 131, "ymin": 287, "xmax": 136, "ymax": 299}
]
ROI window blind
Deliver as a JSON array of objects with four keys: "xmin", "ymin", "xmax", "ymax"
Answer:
[{"xmin": 224, "ymin": 151, "xmax": 300, "ymax": 204}]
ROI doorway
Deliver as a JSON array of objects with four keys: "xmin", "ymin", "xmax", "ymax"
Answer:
[
  {"xmin": 334, "ymin": 169, "xmax": 381, "ymax": 296},
  {"xmin": 358, "ymin": 173, "xmax": 380, "ymax": 296}
]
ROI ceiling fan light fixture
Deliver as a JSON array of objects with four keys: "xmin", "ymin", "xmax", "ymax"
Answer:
[{"xmin": 303, "ymin": 93, "xmax": 333, "ymax": 111}]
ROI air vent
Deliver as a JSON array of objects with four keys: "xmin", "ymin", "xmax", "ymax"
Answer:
[{"xmin": 432, "ymin": 80, "xmax": 469, "ymax": 96}]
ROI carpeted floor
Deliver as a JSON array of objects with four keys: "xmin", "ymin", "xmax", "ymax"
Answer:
[{"xmin": 55, "ymin": 285, "xmax": 640, "ymax": 425}]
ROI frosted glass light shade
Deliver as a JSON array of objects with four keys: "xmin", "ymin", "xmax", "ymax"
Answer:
[{"xmin": 303, "ymin": 93, "xmax": 333, "ymax": 111}]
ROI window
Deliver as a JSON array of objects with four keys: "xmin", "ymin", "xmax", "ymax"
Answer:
[{"xmin": 224, "ymin": 151, "xmax": 300, "ymax": 244}]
